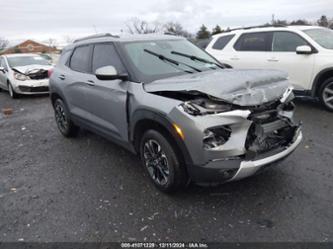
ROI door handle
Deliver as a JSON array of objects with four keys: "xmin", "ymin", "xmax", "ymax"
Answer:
[
  {"xmin": 86, "ymin": 80, "xmax": 95, "ymax": 86},
  {"xmin": 230, "ymin": 57, "xmax": 239, "ymax": 60},
  {"xmin": 267, "ymin": 58, "xmax": 279, "ymax": 62},
  {"xmin": 58, "ymin": 74, "xmax": 66, "ymax": 80}
]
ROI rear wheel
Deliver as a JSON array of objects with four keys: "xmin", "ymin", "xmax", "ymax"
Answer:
[
  {"xmin": 319, "ymin": 77, "xmax": 333, "ymax": 112},
  {"xmin": 54, "ymin": 98, "xmax": 79, "ymax": 137},
  {"xmin": 8, "ymin": 82, "xmax": 18, "ymax": 99},
  {"xmin": 140, "ymin": 130, "xmax": 187, "ymax": 193}
]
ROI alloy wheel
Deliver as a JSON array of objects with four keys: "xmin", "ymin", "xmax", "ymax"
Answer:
[
  {"xmin": 55, "ymin": 103, "xmax": 68, "ymax": 134},
  {"xmin": 322, "ymin": 81, "xmax": 333, "ymax": 110},
  {"xmin": 143, "ymin": 139, "xmax": 170, "ymax": 186}
]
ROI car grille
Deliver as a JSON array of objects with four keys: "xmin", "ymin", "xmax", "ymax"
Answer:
[
  {"xmin": 19, "ymin": 86, "xmax": 49, "ymax": 93},
  {"xmin": 28, "ymin": 70, "xmax": 49, "ymax": 80},
  {"xmin": 245, "ymin": 109, "xmax": 297, "ymax": 156}
]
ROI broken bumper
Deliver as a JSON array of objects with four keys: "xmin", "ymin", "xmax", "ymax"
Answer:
[
  {"xmin": 189, "ymin": 130, "xmax": 302, "ymax": 184},
  {"xmin": 229, "ymin": 130, "xmax": 302, "ymax": 181}
]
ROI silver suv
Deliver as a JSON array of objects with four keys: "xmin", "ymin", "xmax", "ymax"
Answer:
[{"xmin": 50, "ymin": 33, "xmax": 302, "ymax": 192}]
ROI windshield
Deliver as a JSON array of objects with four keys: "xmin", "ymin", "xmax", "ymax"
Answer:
[
  {"xmin": 304, "ymin": 28, "xmax": 333, "ymax": 49},
  {"xmin": 8, "ymin": 55, "xmax": 50, "ymax": 67},
  {"xmin": 122, "ymin": 39, "xmax": 222, "ymax": 82}
]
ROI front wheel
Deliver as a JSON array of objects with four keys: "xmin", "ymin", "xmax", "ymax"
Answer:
[
  {"xmin": 8, "ymin": 82, "xmax": 18, "ymax": 99},
  {"xmin": 140, "ymin": 130, "xmax": 187, "ymax": 193},
  {"xmin": 54, "ymin": 98, "xmax": 79, "ymax": 137},
  {"xmin": 319, "ymin": 77, "xmax": 333, "ymax": 112}
]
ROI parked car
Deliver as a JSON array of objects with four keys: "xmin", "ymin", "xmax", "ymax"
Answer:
[
  {"xmin": 206, "ymin": 25, "xmax": 333, "ymax": 111},
  {"xmin": 50, "ymin": 33, "xmax": 302, "ymax": 192},
  {"xmin": 0, "ymin": 53, "xmax": 52, "ymax": 98}
]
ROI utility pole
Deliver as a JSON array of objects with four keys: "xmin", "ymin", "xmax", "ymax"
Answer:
[{"xmin": 271, "ymin": 14, "xmax": 275, "ymax": 24}]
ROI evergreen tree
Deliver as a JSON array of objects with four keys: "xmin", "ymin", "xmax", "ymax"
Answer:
[
  {"xmin": 212, "ymin": 25, "xmax": 223, "ymax": 35},
  {"xmin": 196, "ymin": 25, "xmax": 211, "ymax": 39},
  {"xmin": 317, "ymin": 15, "xmax": 329, "ymax": 27}
]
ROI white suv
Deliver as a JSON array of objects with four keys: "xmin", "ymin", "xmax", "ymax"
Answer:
[{"xmin": 206, "ymin": 25, "xmax": 333, "ymax": 111}]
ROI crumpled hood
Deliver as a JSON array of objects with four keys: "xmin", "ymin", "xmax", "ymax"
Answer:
[
  {"xmin": 12, "ymin": 64, "xmax": 52, "ymax": 75},
  {"xmin": 144, "ymin": 69, "xmax": 290, "ymax": 106}
]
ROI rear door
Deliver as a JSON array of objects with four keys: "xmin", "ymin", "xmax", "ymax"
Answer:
[
  {"xmin": 83, "ymin": 42, "xmax": 129, "ymax": 141},
  {"xmin": 231, "ymin": 32, "xmax": 273, "ymax": 69},
  {"xmin": 266, "ymin": 31, "xmax": 315, "ymax": 90},
  {"xmin": 64, "ymin": 44, "xmax": 96, "ymax": 119}
]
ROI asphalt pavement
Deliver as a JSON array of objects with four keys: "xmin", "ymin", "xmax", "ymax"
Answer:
[{"xmin": 0, "ymin": 92, "xmax": 332, "ymax": 242}]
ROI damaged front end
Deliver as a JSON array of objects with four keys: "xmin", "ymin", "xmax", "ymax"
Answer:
[
  {"xmin": 180, "ymin": 87, "xmax": 300, "ymax": 157},
  {"xmin": 12, "ymin": 66, "xmax": 51, "ymax": 94},
  {"xmin": 162, "ymin": 86, "xmax": 302, "ymax": 183},
  {"xmin": 145, "ymin": 69, "xmax": 302, "ymax": 183}
]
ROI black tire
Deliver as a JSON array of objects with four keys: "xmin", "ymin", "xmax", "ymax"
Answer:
[
  {"xmin": 139, "ymin": 129, "xmax": 187, "ymax": 193},
  {"xmin": 54, "ymin": 98, "xmax": 79, "ymax": 137},
  {"xmin": 8, "ymin": 82, "xmax": 18, "ymax": 99},
  {"xmin": 319, "ymin": 77, "xmax": 333, "ymax": 112}
]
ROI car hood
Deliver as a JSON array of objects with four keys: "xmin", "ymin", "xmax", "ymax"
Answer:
[
  {"xmin": 12, "ymin": 64, "xmax": 52, "ymax": 75},
  {"xmin": 144, "ymin": 69, "xmax": 290, "ymax": 106}
]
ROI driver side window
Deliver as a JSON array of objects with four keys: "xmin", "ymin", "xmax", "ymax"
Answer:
[
  {"xmin": 92, "ymin": 43, "xmax": 126, "ymax": 74},
  {"xmin": 272, "ymin": 32, "xmax": 309, "ymax": 52}
]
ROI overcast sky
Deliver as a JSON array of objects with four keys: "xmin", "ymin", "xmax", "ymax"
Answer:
[{"xmin": 1, "ymin": 0, "xmax": 332, "ymax": 43}]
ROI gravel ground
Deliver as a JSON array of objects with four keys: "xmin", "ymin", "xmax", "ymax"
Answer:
[{"xmin": 0, "ymin": 92, "xmax": 332, "ymax": 242}]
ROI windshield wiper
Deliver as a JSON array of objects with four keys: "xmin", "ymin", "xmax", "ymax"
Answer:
[
  {"xmin": 171, "ymin": 51, "xmax": 224, "ymax": 69},
  {"xmin": 144, "ymin": 49, "xmax": 201, "ymax": 73}
]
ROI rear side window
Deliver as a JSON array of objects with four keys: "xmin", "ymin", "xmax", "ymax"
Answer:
[
  {"xmin": 70, "ymin": 45, "xmax": 92, "ymax": 73},
  {"xmin": 234, "ymin": 32, "xmax": 272, "ymax": 51},
  {"xmin": 92, "ymin": 43, "xmax": 126, "ymax": 74},
  {"xmin": 212, "ymin": 35, "xmax": 235, "ymax": 50},
  {"xmin": 272, "ymin": 31, "xmax": 309, "ymax": 52}
]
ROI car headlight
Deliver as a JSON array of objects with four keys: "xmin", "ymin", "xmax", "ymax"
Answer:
[
  {"xmin": 203, "ymin": 126, "xmax": 232, "ymax": 149},
  {"xmin": 14, "ymin": 72, "xmax": 29, "ymax": 81},
  {"xmin": 180, "ymin": 98, "xmax": 232, "ymax": 116}
]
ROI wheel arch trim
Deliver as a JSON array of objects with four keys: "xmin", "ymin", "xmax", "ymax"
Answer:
[
  {"xmin": 311, "ymin": 67, "xmax": 333, "ymax": 97},
  {"xmin": 130, "ymin": 109, "xmax": 193, "ymax": 166}
]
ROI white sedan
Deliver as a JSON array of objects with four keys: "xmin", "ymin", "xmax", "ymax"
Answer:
[{"xmin": 0, "ymin": 53, "xmax": 53, "ymax": 98}]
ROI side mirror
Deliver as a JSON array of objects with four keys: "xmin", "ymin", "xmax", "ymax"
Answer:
[
  {"xmin": 296, "ymin": 45, "xmax": 312, "ymax": 55},
  {"xmin": 0, "ymin": 66, "xmax": 5, "ymax": 72},
  {"xmin": 95, "ymin": 66, "xmax": 128, "ymax": 81}
]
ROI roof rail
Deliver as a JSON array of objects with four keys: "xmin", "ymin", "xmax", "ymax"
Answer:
[
  {"xmin": 73, "ymin": 33, "xmax": 120, "ymax": 43},
  {"xmin": 222, "ymin": 24, "xmax": 286, "ymax": 33}
]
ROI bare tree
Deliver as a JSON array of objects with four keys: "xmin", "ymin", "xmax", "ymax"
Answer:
[
  {"xmin": 164, "ymin": 22, "xmax": 193, "ymax": 38},
  {"xmin": 48, "ymin": 38, "xmax": 57, "ymax": 48},
  {"xmin": 63, "ymin": 35, "xmax": 75, "ymax": 44},
  {"xmin": 126, "ymin": 18, "xmax": 162, "ymax": 34},
  {"xmin": 0, "ymin": 37, "xmax": 9, "ymax": 51}
]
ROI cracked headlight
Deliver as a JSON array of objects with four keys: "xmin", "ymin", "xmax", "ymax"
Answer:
[
  {"xmin": 203, "ymin": 126, "xmax": 231, "ymax": 149},
  {"xmin": 180, "ymin": 99, "xmax": 232, "ymax": 116},
  {"xmin": 14, "ymin": 72, "xmax": 29, "ymax": 81}
]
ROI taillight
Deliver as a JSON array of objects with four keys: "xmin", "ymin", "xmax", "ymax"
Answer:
[{"xmin": 48, "ymin": 68, "xmax": 53, "ymax": 78}]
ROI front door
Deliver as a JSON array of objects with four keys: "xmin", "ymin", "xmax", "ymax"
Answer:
[
  {"xmin": 264, "ymin": 31, "xmax": 315, "ymax": 90},
  {"xmin": 83, "ymin": 43, "xmax": 129, "ymax": 142}
]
